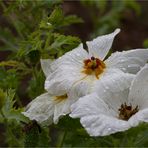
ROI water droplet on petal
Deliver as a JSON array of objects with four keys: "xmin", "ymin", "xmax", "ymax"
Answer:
[
  {"xmin": 120, "ymin": 59, "xmax": 126, "ymax": 62},
  {"xmin": 121, "ymin": 68, "xmax": 126, "ymax": 71},
  {"xmin": 107, "ymin": 128, "xmax": 112, "ymax": 131},
  {"xmin": 105, "ymin": 86, "xmax": 109, "ymax": 90},
  {"xmin": 76, "ymin": 53, "xmax": 80, "ymax": 56}
]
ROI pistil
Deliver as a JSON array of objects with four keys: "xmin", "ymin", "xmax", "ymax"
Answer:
[{"xmin": 82, "ymin": 56, "xmax": 106, "ymax": 79}]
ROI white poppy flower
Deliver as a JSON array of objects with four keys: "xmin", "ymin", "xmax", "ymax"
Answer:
[
  {"xmin": 44, "ymin": 28, "xmax": 148, "ymax": 96},
  {"xmin": 70, "ymin": 64, "xmax": 148, "ymax": 136},
  {"xmin": 22, "ymin": 60, "xmax": 79, "ymax": 125}
]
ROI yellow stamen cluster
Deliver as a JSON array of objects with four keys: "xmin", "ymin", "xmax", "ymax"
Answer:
[
  {"xmin": 118, "ymin": 103, "xmax": 139, "ymax": 121},
  {"xmin": 55, "ymin": 94, "xmax": 68, "ymax": 103},
  {"xmin": 82, "ymin": 56, "xmax": 106, "ymax": 79}
]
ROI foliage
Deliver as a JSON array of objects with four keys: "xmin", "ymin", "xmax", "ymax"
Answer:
[
  {"xmin": 0, "ymin": 0, "xmax": 147, "ymax": 147},
  {"xmin": 81, "ymin": 0, "xmax": 141, "ymax": 36}
]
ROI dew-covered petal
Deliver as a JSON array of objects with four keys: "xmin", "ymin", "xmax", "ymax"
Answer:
[
  {"xmin": 94, "ymin": 68, "xmax": 134, "ymax": 93},
  {"xmin": 22, "ymin": 93, "xmax": 54, "ymax": 126},
  {"xmin": 44, "ymin": 44, "xmax": 89, "ymax": 95},
  {"xmin": 70, "ymin": 93, "xmax": 130, "ymax": 136},
  {"xmin": 93, "ymin": 68, "xmax": 134, "ymax": 112},
  {"xmin": 87, "ymin": 28, "xmax": 120, "ymax": 60},
  {"xmin": 51, "ymin": 43, "xmax": 88, "ymax": 70},
  {"xmin": 40, "ymin": 59, "xmax": 53, "ymax": 77},
  {"xmin": 70, "ymin": 93, "xmax": 112, "ymax": 118},
  {"xmin": 45, "ymin": 65, "xmax": 85, "ymax": 95},
  {"xmin": 105, "ymin": 49, "xmax": 148, "ymax": 74},
  {"xmin": 81, "ymin": 115, "xmax": 130, "ymax": 136},
  {"xmin": 54, "ymin": 99, "xmax": 71, "ymax": 124},
  {"xmin": 128, "ymin": 64, "xmax": 148, "ymax": 109}
]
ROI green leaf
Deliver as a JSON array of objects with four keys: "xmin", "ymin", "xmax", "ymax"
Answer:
[
  {"xmin": 62, "ymin": 15, "xmax": 83, "ymax": 26},
  {"xmin": 1, "ymin": 89, "xmax": 29, "ymax": 123},
  {"xmin": 28, "ymin": 70, "xmax": 45, "ymax": 99},
  {"xmin": 49, "ymin": 7, "xmax": 64, "ymax": 27},
  {"xmin": 50, "ymin": 34, "xmax": 81, "ymax": 56}
]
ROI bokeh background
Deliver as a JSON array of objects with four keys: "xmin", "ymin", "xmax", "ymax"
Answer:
[{"xmin": 0, "ymin": 0, "xmax": 148, "ymax": 147}]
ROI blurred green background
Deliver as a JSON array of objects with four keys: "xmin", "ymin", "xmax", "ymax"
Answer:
[{"xmin": 0, "ymin": 0, "xmax": 148, "ymax": 147}]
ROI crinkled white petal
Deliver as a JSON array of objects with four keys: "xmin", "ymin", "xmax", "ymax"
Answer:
[
  {"xmin": 54, "ymin": 99, "xmax": 71, "ymax": 124},
  {"xmin": 94, "ymin": 68, "xmax": 134, "ymax": 93},
  {"xmin": 53, "ymin": 89, "xmax": 80, "ymax": 124},
  {"xmin": 64, "ymin": 68, "xmax": 134, "ymax": 100},
  {"xmin": 105, "ymin": 49, "xmax": 148, "ymax": 74},
  {"xmin": 45, "ymin": 66, "xmax": 85, "ymax": 95},
  {"xmin": 129, "ymin": 108, "xmax": 148, "ymax": 127},
  {"xmin": 87, "ymin": 28, "xmax": 120, "ymax": 60},
  {"xmin": 50, "ymin": 43, "xmax": 88, "ymax": 70},
  {"xmin": 70, "ymin": 93, "xmax": 130, "ymax": 136},
  {"xmin": 128, "ymin": 64, "xmax": 148, "ymax": 109},
  {"xmin": 22, "ymin": 93, "xmax": 54, "ymax": 126},
  {"xmin": 69, "ymin": 74, "xmax": 98, "ymax": 98},
  {"xmin": 81, "ymin": 115, "xmax": 130, "ymax": 136},
  {"xmin": 40, "ymin": 59, "xmax": 53, "ymax": 77},
  {"xmin": 93, "ymin": 68, "xmax": 134, "ymax": 113},
  {"xmin": 44, "ymin": 44, "xmax": 89, "ymax": 95},
  {"xmin": 70, "ymin": 93, "xmax": 113, "ymax": 118}
]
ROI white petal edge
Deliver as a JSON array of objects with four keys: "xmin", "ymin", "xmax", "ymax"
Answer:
[
  {"xmin": 105, "ymin": 49, "xmax": 148, "ymax": 74},
  {"xmin": 22, "ymin": 93, "xmax": 54, "ymax": 126},
  {"xmin": 40, "ymin": 59, "xmax": 53, "ymax": 77},
  {"xmin": 129, "ymin": 108, "xmax": 148, "ymax": 127},
  {"xmin": 50, "ymin": 43, "xmax": 88, "ymax": 71},
  {"xmin": 87, "ymin": 28, "xmax": 120, "ymax": 60},
  {"xmin": 128, "ymin": 64, "xmax": 148, "ymax": 109}
]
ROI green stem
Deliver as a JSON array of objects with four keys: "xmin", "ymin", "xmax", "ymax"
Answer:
[
  {"xmin": 57, "ymin": 130, "xmax": 67, "ymax": 147},
  {"xmin": 32, "ymin": 66, "xmax": 38, "ymax": 81}
]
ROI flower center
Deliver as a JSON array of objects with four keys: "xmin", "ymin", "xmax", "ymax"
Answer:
[
  {"xmin": 118, "ymin": 103, "xmax": 139, "ymax": 121},
  {"xmin": 82, "ymin": 56, "xmax": 106, "ymax": 79},
  {"xmin": 55, "ymin": 94, "xmax": 68, "ymax": 103}
]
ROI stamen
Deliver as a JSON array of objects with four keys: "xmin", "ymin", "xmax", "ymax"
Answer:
[
  {"xmin": 82, "ymin": 56, "xmax": 106, "ymax": 79},
  {"xmin": 118, "ymin": 103, "xmax": 139, "ymax": 121},
  {"xmin": 55, "ymin": 94, "xmax": 68, "ymax": 103}
]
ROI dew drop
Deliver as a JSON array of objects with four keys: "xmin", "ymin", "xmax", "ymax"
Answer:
[
  {"xmin": 129, "ymin": 64, "xmax": 139, "ymax": 68},
  {"xmin": 120, "ymin": 59, "xmax": 126, "ymax": 62},
  {"xmin": 121, "ymin": 68, "xmax": 126, "ymax": 71},
  {"xmin": 76, "ymin": 53, "xmax": 80, "ymax": 56},
  {"xmin": 105, "ymin": 86, "xmax": 109, "ymax": 90},
  {"xmin": 107, "ymin": 127, "xmax": 112, "ymax": 131}
]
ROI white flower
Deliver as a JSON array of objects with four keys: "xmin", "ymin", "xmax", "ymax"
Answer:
[
  {"xmin": 22, "ymin": 60, "xmax": 79, "ymax": 125},
  {"xmin": 70, "ymin": 64, "xmax": 148, "ymax": 136},
  {"xmin": 44, "ymin": 28, "xmax": 148, "ymax": 96}
]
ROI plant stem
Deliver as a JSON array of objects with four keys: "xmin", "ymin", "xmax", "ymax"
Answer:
[{"xmin": 57, "ymin": 130, "xmax": 67, "ymax": 148}]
